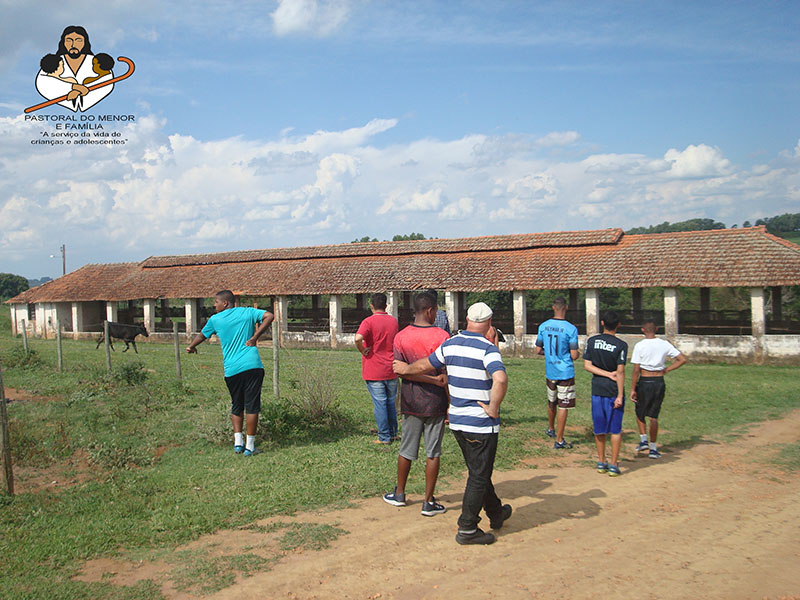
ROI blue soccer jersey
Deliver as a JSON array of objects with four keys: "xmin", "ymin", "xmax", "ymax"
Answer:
[
  {"xmin": 201, "ymin": 306, "xmax": 266, "ymax": 377},
  {"xmin": 535, "ymin": 318, "xmax": 579, "ymax": 380}
]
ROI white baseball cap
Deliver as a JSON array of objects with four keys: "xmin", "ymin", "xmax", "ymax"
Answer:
[{"xmin": 466, "ymin": 302, "xmax": 493, "ymax": 323}]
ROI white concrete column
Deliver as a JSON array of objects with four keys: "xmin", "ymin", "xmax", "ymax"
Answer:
[
  {"xmin": 143, "ymin": 299, "xmax": 156, "ymax": 334},
  {"xmin": 106, "ymin": 301, "xmax": 118, "ymax": 323},
  {"xmin": 10, "ymin": 305, "xmax": 18, "ymax": 336},
  {"xmin": 276, "ymin": 295, "xmax": 289, "ymax": 345},
  {"xmin": 386, "ymin": 291, "xmax": 399, "ymax": 319},
  {"xmin": 71, "ymin": 302, "xmax": 83, "ymax": 339},
  {"xmin": 445, "ymin": 291, "xmax": 461, "ymax": 333},
  {"xmin": 329, "ymin": 294, "xmax": 342, "ymax": 348},
  {"xmin": 513, "ymin": 290, "xmax": 527, "ymax": 343},
  {"xmin": 664, "ymin": 288, "xmax": 679, "ymax": 338},
  {"xmin": 750, "ymin": 287, "xmax": 766, "ymax": 337},
  {"xmin": 585, "ymin": 289, "xmax": 600, "ymax": 336},
  {"xmin": 184, "ymin": 298, "xmax": 199, "ymax": 335}
]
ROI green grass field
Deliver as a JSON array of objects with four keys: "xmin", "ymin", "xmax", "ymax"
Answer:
[{"xmin": 1, "ymin": 310, "xmax": 799, "ymax": 598}]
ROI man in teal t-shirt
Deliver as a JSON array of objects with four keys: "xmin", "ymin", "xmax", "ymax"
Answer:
[{"xmin": 187, "ymin": 290, "xmax": 274, "ymax": 456}]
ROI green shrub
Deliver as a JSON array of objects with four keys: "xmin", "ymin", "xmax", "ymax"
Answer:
[
  {"xmin": 111, "ymin": 361, "xmax": 148, "ymax": 386},
  {"xmin": 2, "ymin": 344, "xmax": 41, "ymax": 368}
]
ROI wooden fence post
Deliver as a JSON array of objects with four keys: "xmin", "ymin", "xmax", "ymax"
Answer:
[
  {"xmin": 0, "ymin": 363, "xmax": 14, "ymax": 496},
  {"xmin": 21, "ymin": 320, "xmax": 28, "ymax": 354},
  {"xmin": 104, "ymin": 320, "xmax": 112, "ymax": 373},
  {"xmin": 56, "ymin": 318, "xmax": 63, "ymax": 373},
  {"xmin": 173, "ymin": 322, "xmax": 182, "ymax": 381},
  {"xmin": 272, "ymin": 320, "xmax": 279, "ymax": 401}
]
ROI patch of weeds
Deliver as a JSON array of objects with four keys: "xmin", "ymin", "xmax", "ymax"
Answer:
[
  {"xmin": 67, "ymin": 389, "xmax": 101, "ymax": 406},
  {"xmin": 111, "ymin": 361, "xmax": 148, "ymax": 386},
  {"xmin": 2, "ymin": 344, "xmax": 41, "ymax": 368},
  {"xmin": 278, "ymin": 522, "xmax": 348, "ymax": 552},
  {"xmin": 169, "ymin": 550, "xmax": 272, "ymax": 596},
  {"xmin": 87, "ymin": 439, "xmax": 154, "ymax": 470},
  {"xmin": 769, "ymin": 442, "xmax": 800, "ymax": 472}
]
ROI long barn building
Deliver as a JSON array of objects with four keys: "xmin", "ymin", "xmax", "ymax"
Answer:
[{"xmin": 7, "ymin": 226, "xmax": 800, "ymax": 363}]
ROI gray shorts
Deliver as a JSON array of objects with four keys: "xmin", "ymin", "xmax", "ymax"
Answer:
[{"xmin": 399, "ymin": 414, "xmax": 446, "ymax": 460}]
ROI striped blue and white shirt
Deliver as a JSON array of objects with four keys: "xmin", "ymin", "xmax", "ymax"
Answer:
[{"xmin": 428, "ymin": 330, "xmax": 506, "ymax": 434}]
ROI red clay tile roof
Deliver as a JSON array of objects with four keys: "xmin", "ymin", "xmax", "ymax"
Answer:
[{"xmin": 8, "ymin": 227, "xmax": 800, "ymax": 304}]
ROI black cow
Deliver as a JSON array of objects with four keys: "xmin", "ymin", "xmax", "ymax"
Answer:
[{"xmin": 96, "ymin": 322, "xmax": 149, "ymax": 353}]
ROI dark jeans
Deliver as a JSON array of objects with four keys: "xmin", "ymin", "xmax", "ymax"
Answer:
[{"xmin": 452, "ymin": 429, "xmax": 503, "ymax": 530}]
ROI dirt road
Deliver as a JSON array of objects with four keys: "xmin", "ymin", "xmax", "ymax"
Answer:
[{"xmin": 79, "ymin": 411, "xmax": 800, "ymax": 599}]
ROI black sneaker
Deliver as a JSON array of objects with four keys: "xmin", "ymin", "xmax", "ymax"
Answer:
[
  {"xmin": 489, "ymin": 504, "xmax": 512, "ymax": 529},
  {"xmin": 455, "ymin": 528, "xmax": 496, "ymax": 545},
  {"xmin": 383, "ymin": 486, "xmax": 406, "ymax": 506},
  {"xmin": 545, "ymin": 428, "xmax": 556, "ymax": 438},
  {"xmin": 421, "ymin": 498, "xmax": 446, "ymax": 517},
  {"xmin": 553, "ymin": 439, "xmax": 573, "ymax": 449}
]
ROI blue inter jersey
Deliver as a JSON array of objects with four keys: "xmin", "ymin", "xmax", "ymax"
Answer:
[
  {"xmin": 535, "ymin": 318, "xmax": 579, "ymax": 380},
  {"xmin": 201, "ymin": 306, "xmax": 266, "ymax": 377}
]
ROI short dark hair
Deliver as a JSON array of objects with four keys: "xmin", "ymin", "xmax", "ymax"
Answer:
[
  {"xmin": 216, "ymin": 290, "xmax": 236, "ymax": 305},
  {"xmin": 425, "ymin": 289, "xmax": 439, "ymax": 301},
  {"xmin": 58, "ymin": 26, "xmax": 92, "ymax": 56},
  {"xmin": 601, "ymin": 310, "xmax": 620, "ymax": 331},
  {"xmin": 642, "ymin": 320, "xmax": 657, "ymax": 333},
  {"xmin": 414, "ymin": 291, "xmax": 437, "ymax": 313},
  {"xmin": 370, "ymin": 293, "xmax": 387, "ymax": 310},
  {"xmin": 94, "ymin": 52, "xmax": 114, "ymax": 71},
  {"xmin": 553, "ymin": 296, "xmax": 567, "ymax": 308},
  {"xmin": 40, "ymin": 53, "xmax": 61, "ymax": 74}
]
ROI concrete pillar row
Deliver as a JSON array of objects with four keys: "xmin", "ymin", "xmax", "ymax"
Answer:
[
  {"xmin": 664, "ymin": 288, "xmax": 679, "ymax": 338},
  {"xmin": 750, "ymin": 287, "xmax": 766, "ymax": 337},
  {"xmin": 329, "ymin": 294, "xmax": 342, "ymax": 348},
  {"xmin": 275, "ymin": 296, "xmax": 289, "ymax": 346},
  {"xmin": 106, "ymin": 301, "xmax": 118, "ymax": 323},
  {"xmin": 71, "ymin": 302, "xmax": 84, "ymax": 340},
  {"xmin": 445, "ymin": 291, "xmax": 461, "ymax": 334},
  {"xmin": 585, "ymin": 289, "xmax": 600, "ymax": 336},
  {"xmin": 184, "ymin": 298, "xmax": 199, "ymax": 336},
  {"xmin": 513, "ymin": 290, "xmax": 527, "ymax": 346},
  {"xmin": 143, "ymin": 299, "xmax": 156, "ymax": 333},
  {"xmin": 386, "ymin": 291, "xmax": 399, "ymax": 319}
]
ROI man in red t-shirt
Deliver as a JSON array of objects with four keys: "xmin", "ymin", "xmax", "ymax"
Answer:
[
  {"xmin": 383, "ymin": 291, "xmax": 450, "ymax": 515},
  {"xmin": 355, "ymin": 293, "xmax": 399, "ymax": 444}
]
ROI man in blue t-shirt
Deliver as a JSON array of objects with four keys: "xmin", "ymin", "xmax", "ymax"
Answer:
[
  {"xmin": 536, "ymin": 296, "xmax": 580, "ymax": 449},
  {"xmin": 186, "ymin": 290, "xmax": 274, "ymax": 456}
]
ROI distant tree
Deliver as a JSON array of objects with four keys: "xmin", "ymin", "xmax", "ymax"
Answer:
[
  {"xmin": 391, "ymin": 232, "xmax": 426, "ymax": 241},
  {"xmin": 755, "ymin": 213, "xmax": 800, "ymax": 234},
  {"xmin": 27, "ymin": 276, "xmax": 52, "ymax": 287},
  {"xmin": 0, "ymin": 273, "xmax": 29, "ymax": 299},
  {"xmin": 351, "ymin": 236, "xmax": 378, "ymax": 243},
  {"xmin": 742, "ymin": 220, "xmax": 752, "ymax": 228},
  {"xmin": 626, "ymin": 218, "xmax": 726, "ymax": 234}
]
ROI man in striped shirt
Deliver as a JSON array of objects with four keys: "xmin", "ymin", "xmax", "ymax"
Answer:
[{"xmin": 394, "ymin": 301, "xmax": 511, "ymax": 545}]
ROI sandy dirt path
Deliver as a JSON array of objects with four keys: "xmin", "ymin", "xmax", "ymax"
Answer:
[{"xmin": 79, "ymin": 411, "xmax": 800, "ymax": 599}]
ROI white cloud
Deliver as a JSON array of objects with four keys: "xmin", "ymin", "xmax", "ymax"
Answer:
[
  {"xmin": 1, "ymin": 115, "xmax": 799, "ymax": 276},
  {"xmin": 664, "ymin": 144, "xmax": 732, "ymax": 178},
  {"xmin": 271, "ymin": 0, "xmax": 352, "ymax": 37},
  {"xmin": 535, "ymin": 131, "xmax": 581, "ymax": 147},
  {"xmin": 378, "ymin": 188, "xmax": 443, "ymax": 215}
]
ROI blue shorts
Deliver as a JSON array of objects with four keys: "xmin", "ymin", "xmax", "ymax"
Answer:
[{"xmin": 591, "ymin": 395, "xmax": 625, "ymax": 435}]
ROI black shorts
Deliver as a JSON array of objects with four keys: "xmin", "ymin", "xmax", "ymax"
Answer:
[
  {"xmin": 225, "ymin": 368, "xmax": 264, "ymax": 415},
  {"xmin": 635, "ymin": 377, "xmax": 666, "ymax": 420}
]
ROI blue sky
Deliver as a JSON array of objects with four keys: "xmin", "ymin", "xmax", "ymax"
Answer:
[{"xmin": 1, "ymin": 0, "xmax": 799, "ymax": 279}]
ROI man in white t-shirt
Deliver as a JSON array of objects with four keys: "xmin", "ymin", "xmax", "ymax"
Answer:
[{"xmin": 630, "ymin": 321, "xmax": 687, "ymax": 459}]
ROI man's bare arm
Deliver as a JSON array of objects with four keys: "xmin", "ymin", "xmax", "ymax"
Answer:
[
  {"xmin": 246, "ymin": 311, "xmax": 274, "ymax": 346},
  {"xmin": 570, "ymin": 348, "xmax": 580, "ymax": 360},
  {"xmin": 665, "ymin": 353, "xmax": 687, "ymax": 373},
  {"xmin": 401, "ymin": 372, "xmax": 447, "ymax": 387},
  {"xmin": 393, "ymin": 356, "xmax": 434, "ymax": 376},
  {"xmin": 583, "ymin": 359, "xmax": 617, "ymax": 380},
  {"xmin": 354, "ymin": 333, "xmax": 371, "ymax": 357},
  {"xmin": 186, "ymin": 333, "xmax": 206, "ymax": 353},
  {"xmin": 630, "ymin": 363, "xmax": 641, "ymax": 401},
  {"xmin": 478, "ymin": 370, "xmax": 508, "ymax": 418},
  {"xmin": 614, "ymin": 363, "xmax": 625, "ymax": 408}
]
